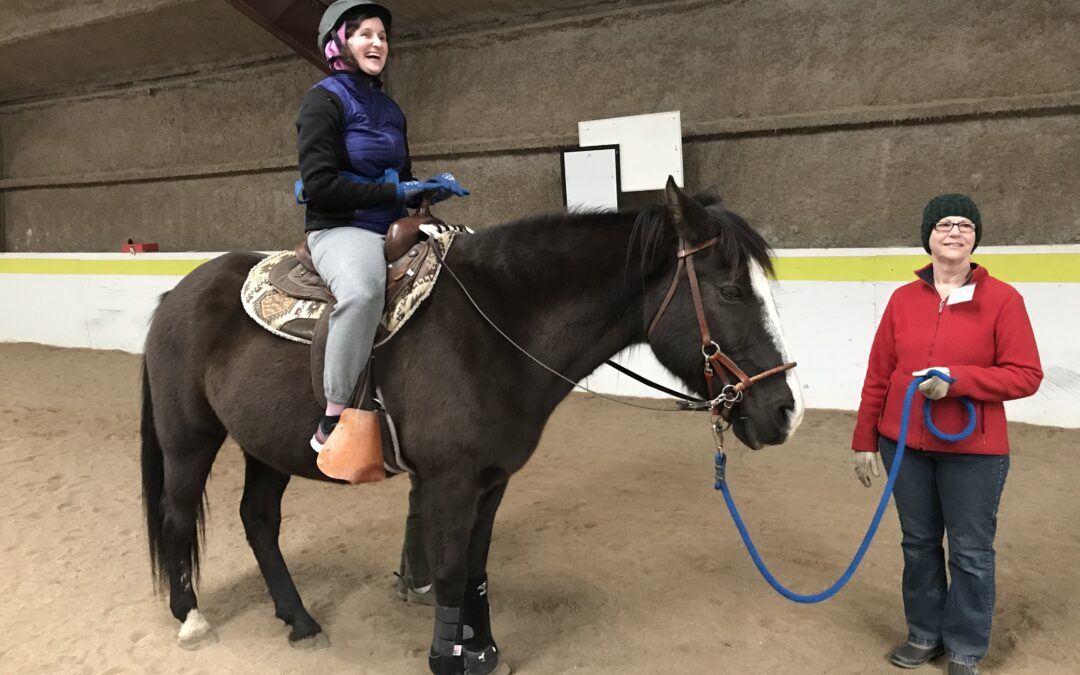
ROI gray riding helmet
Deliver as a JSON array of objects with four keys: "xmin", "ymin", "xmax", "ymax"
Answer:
[{"xmin": 317, "ymin": 1, "xmax": 393, "ymax": 52}]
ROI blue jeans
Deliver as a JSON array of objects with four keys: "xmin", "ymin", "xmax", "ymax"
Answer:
[{"xmin": 879, "ymin": 436, "xmax": 1009, "ymax": 666}]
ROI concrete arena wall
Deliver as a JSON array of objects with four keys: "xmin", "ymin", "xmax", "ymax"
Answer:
[
  {"xmin": 2, "ymin": 0, "xmax": 1080, "ymax": 252},
  {"xmin": 2, "ymin": 245, "xmax": 1077, "ymax": 429}
]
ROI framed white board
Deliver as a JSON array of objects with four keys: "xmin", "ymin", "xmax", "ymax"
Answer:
[
  {"xmin": 561, "ymin": 145, "xmax": 621, "ymax": 211},
  {"xmin": 578, "ymin": 111, "xmax": 683, "ymax": 191}
]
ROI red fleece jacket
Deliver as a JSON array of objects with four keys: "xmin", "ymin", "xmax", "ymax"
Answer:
[{"xmin": 852, "ymin": 264, "xmax": 1042, "ymax": 455}]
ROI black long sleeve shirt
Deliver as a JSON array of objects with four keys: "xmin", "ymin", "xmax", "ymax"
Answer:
[{"xmin": 296, "ymin": 75, "xmax": 416, "ymax": 232}]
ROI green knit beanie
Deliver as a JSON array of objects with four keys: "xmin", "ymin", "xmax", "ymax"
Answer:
[{"xmin": 921, "ymin": 193, "xmax": 982, "ymax": 253}]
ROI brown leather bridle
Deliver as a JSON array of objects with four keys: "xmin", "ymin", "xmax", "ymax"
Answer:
[{"xmin": 647, "ymin": 237, "xmax": 797, "ymax": 423}]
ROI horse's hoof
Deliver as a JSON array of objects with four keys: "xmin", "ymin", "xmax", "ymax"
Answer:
[
  {"xmin": 465, "ymin": 645, "xmax": 510, "ymax": 675},
  {"xmin": 468, "ymin": 659, "xmax": 510, "ymax": 675},
  {"xmin": 289, "ymin": 632, "xmax": 330, "ymax": 651},
  {"xmin": 176, "ymin": 609, "xmax": 218, "ymax": 650},
  {"xmin": 477, "ymin": 661, "xmax": 510, "ymax": 675}
]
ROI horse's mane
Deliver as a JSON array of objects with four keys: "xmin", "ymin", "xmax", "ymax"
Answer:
[
  {"xmin": 470, "ymin": 190, "xmax": 774, "ymax": 281},
  {"xmin": 628, "ymin": 190, "xmax": 775, "ymax": 279}
]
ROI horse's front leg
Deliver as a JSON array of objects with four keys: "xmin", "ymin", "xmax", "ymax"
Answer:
[
  {"xmin": 419, "ymin": 470, "xmax": 483, "ymax": 675},
  {"xmin": 459, "ymin": 475, "xmax": 510, "ymax": 674}
]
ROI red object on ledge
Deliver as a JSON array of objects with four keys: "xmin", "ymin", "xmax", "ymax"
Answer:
[{"xmin": 122, "ymin": 242, "xmax": 159, "ymax": 253}]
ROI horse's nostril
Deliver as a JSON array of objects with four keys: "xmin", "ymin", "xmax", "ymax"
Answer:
[{"xmin": 777, "ymin": 402, "xmax": 795, "ymax": 425}]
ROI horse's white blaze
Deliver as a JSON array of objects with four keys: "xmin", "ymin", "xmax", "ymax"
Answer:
[
  {"xmin": 748, "ymin": 259, "xmax": 805, "ymax": 440},
  {"xmin": 177, "ymin": 608, "xmax": 215, "ymax": 648}
]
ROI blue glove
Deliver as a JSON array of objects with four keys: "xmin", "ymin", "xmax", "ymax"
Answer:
[
  {"xmin": 396, "ymin": 180, "xmax": 426, "ymax": 204},
  {"xmin": 425, "ymin": 172, "xmax": 470, "ymax": 204},
  {"xmin": 396, "ymin": 173, "xmax": 470, "ymax": 205}
]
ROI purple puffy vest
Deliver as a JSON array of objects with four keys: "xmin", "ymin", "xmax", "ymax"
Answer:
[{"xmin": 315, "ymin": 73, "xmax": 407, "ymax": 233}]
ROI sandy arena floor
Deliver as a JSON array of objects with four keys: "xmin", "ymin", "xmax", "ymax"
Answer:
[{"xmin": 1, "ymin": 343, "xmax": 1077, "ymax": 674}]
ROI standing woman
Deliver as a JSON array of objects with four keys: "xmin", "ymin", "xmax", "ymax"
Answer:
[
  {"xmin": 299, "ymin": 0, "xmax": 467, "ymax": 455},
  {"xmin": 851, "ymin": 194, "xmax": 1042, "ymax": 675}
]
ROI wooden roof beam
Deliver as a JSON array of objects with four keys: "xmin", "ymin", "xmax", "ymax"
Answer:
[{"xmin": 222, "ymin": 0, "xmax": 331, "ymax": 72}]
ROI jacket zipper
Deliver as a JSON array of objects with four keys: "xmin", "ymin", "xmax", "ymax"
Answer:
[{"xmin": 921, "ymin": 294, "xmax": 947, "ymax": 448}]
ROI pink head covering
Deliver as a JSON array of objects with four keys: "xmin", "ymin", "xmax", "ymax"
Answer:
[{"xmin": 323, "ymin": 24, "xmax": 353, "ymax": 72}]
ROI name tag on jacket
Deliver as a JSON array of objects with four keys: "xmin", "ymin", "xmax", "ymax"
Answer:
[{"xmin": 947, "ymin": 284, "xmax": 976, "ymax": 305}]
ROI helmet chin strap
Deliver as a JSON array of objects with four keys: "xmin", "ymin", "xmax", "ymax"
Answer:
[{"xmin": 324, "ymin": 23, "xmax": 352, "ymax": 71}]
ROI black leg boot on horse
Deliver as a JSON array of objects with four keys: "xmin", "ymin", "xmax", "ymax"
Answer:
[
  {"xmin": 397, "ymin": 477, "xmax": 435, "ymax": 606},
  {"xmin": 422, "ymin": 470, "xmax": 479, "ymax": 675},
  {"xmin": 424, "ymin": 471, "xmax": 511, "ymax": 675},
  {"xmin": 461, "ymin": 477, "xmax": 510, "ymax": 674}
]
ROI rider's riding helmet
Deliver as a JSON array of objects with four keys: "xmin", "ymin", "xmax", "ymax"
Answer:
[{"xmin": 317, "ymin": 0, "xmax": 393, "ymax": 52}]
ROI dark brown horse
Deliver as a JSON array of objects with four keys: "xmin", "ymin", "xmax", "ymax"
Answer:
[{"xmin": 140, "ymin": 180, "xmax": 804, "ymax": 674}]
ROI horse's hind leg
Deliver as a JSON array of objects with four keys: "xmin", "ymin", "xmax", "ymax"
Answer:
[
  {"xmin": 160, "ymin": 428, "xmax": 226, "ymax": 649},
  {"xmin": 239, "ymin": 453, "xmax": 327, "ymax": 649}
]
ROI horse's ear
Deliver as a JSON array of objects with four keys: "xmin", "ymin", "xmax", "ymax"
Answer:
[{"xmin": 664, "ymin": 175, "xmax": 710, "ymax": 241}]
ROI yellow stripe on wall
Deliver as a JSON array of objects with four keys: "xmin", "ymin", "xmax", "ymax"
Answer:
[
  {"xmin": 773, "ymin": 256, "xmax": 919, "ymax": 282},
  {"xmin": 0, "ymin": 258, "xmax": 210, "ymax": 276},
  {"xmin": 772, "ymin": 253, "xmax": 1080, "ymax": 283},
  {"xmin": 969, "ymin": 254, "xmax": 1080, "ymax": 283},
  {"xmin": 1, "ymin": 252, "xmax": 1078, "ymax": 283}
]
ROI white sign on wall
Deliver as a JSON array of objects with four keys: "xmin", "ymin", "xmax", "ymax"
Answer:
[
  {"xmin": 578, "ymin": 111, "xmax": 683, "ymax": 191},
  {"xmin": 561, "ymin": 145, "xmax": 620, "ymax": 211}
]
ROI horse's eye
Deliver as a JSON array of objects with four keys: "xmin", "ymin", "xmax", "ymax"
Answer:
[{"xmin": 721, "ymin": 286, "xmax": 744, "ymax": 302}]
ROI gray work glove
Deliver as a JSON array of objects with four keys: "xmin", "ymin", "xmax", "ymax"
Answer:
[
  {"xmin": 913, "ymin": 367, "xmax": 951, "ymax": 400},
  {"xmin": 854, "ymin": 451, "xmax": 880, "ymax": 488}
]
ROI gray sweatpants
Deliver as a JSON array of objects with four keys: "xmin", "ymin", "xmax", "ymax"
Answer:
[{"xmin": 307, "ymin": 226, "xmax": 386, "ymax": 405}]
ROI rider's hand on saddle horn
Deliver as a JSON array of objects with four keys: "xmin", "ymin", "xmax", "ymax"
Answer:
[
  {"xmin": 854, "ymin": 451, "xmax": 880, "ymax": 488},
  {"xmin": 396, "ymin": 180, "xmax": 428, "ymax": 204},
  {"xmin": 912, "ymin": 367, "xmax": 951, "ymax": 400},
  {"xmin": 424, "ymin": 172, "xmax": 470, "ymax": 204}
]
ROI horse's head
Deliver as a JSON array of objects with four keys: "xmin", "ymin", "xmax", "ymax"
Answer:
[{"xmin": 643, "ymin": 178, "xmax": 804, "ymax": 449}]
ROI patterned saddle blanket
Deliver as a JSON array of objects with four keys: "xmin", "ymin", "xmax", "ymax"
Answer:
[{"xmin": 240, "ymin": 230, "xmax": 457, "ymax": 347}]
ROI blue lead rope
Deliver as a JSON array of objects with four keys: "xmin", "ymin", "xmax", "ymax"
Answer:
[{"xmin": 715, "ymin": 369, "xmax": 975, "ymax": 603}]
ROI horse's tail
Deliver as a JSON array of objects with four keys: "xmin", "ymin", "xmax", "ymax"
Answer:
[
  {"xmin": 141, "ymin": 291, "xmax": 207, "ymax": 592},
  {"xmin": 140, "ymin": 355, "xmax": 168, "ymax": 591}
]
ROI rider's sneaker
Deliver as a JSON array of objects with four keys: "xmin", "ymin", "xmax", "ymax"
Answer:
[
  {"xmin": 309, "ymin": 414, "xmax": 340, "ymax": 453},
  {"xmin": 889, "ymin": 641, "xmax": 945, "ymax": 668}
]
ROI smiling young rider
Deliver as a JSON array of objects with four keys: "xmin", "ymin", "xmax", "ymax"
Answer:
[{"xmin": 297, "ymin": 0, "xmax": 468, "ymax": 455}]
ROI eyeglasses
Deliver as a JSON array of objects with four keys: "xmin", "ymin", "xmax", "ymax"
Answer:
[{"xmin": 933, "ymin": 220, "xmax": 975, "ymax": 233}]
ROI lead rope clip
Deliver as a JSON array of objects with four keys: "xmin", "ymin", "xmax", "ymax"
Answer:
[
  {"xmin": 711, "ymin": 415, "xmax": 727, "ymax": 486},
  {"xmin": 713, "ymin": 449, "xmax": 727, "ymax": 487}
]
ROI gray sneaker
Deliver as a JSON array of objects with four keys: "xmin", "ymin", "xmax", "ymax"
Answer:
[
  {"xmin": 889, "ymin": 641, "xmax": 945, "ymax": 668},
  {"xmin": 948, "ymin": 662, "xmax": 980, "ymax": 675}
]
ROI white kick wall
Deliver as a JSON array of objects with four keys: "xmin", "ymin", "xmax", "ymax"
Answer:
[{"xmin": 2, "ymin": 247, "xmax": 1077, "ymax": 428}]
